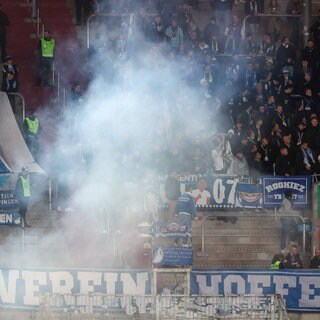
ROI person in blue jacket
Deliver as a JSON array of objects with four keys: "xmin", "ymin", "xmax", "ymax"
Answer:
[{"xmin": 175, "ymin": 184, "xmax": 197, "ymax": 223}]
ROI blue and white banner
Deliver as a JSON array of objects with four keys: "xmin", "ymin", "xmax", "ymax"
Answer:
[
  {"xmin": 191, "ymin": 270, "xmax": 320, "ymax": 311},
  {"xmin": 0, "ymin": 268, "xmax": 151, "ymax": 308},
  {"xmin": 0, "ymin": 268, "xmax": 319, "ymax": 312},
  {"xmin": 0, "ymin": 190, "xmax": 18, "ymax": 209},
  {"xmin": 0, "ymin": 176, "xmax": 20, "ymax": 226},
  {"xmin": 0, "ymin": 212, "xmax": 21, "ymax": 225},
  {"xmin": 262, "ymin": 176, "xmax": 311, "ymax": 207},
  {"xmin": 152, "ymin": 247, "xmax": 193, "ymax": 267},
  {"xmin": 153, "ymin": 221, "xmax": 191, "ymax": 239},
  {"xmin": 159, "ymin": 175, "xmax": 261, "ymax": 209},
  {"xmin": 159, "ymin": 175, "xmax": 312, "ymax": 209},
  {"xmin": 0, "ymin": 175, "xmax": 19, "ymax": 215}
]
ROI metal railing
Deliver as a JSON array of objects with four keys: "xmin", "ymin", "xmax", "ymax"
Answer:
[
  {"xmin": 243, "ymin": 13, "xmax": 320, "ymax": 49},
  {"xmin": 7, "ymin": 92, "xmax": 26, "ymax": 120},
  {"xmin": 86, "ymin": 13, "xmax": 132, "ymax": 49},
  {"xmin": 35, "ymin": 293, "xmax": 290, "ymax": 320}
]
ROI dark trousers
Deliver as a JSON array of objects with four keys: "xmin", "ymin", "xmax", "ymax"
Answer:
[
  {"xmin": 25, "ymin": 134, "xmax": 39, "ymax": 161},
  {"xmin": 19, "ymin": 199, "xmax": 29, "ymax": 223},
  {"xmin": 39, "ymin": 57, "xmax": 53, "ymax": 86}
]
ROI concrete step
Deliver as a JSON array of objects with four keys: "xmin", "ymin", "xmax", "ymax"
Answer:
[
  {"xmin": 193, "ymin": 260, "xmax": 271, "ymax": 269},
  {"xmin": 192, "ymin": 235, "xmax": 280, "ymax": 245},
  {"xmin": 194, "ymin": 252, "xmax": 275, "ymax": 262},
  {"xmin": 193, "ymin": 228, "xmax": 281, "ymax": 236}
]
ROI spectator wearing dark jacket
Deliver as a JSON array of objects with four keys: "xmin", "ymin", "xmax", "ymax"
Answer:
[
  {"xmin": 309, "ymin": 249, "xmax": 320, "ymax": 269},
  {"xmin": 284, "ymin": 245, "xmax": 303, "ymax": 269},
  {"xmin": 275, "ymin": 36, "xmax": 296, "ymax": 75},
  {"xmin": 2, "ymin": 71, "xmax": 18, "ymax": 110},
  {"xmin": 275, "ymin": 146, "xmax": 291, "ymax": 176},
  {"xmin": 2, "ymin": 55, "xmax": 18, "ymax": 83},
  {"xmin": 295, "ymin": 139, "xmax": 317, "ymax": 175}
]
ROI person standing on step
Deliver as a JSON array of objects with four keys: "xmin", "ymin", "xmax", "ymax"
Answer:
[
  {"xmin": 0, "ymin": 3, "xmax": 10, "ymax": 62},
  {"xmin": 15, "ymin": 167, "xmax": 32, "ymax": 228},
  {"xmin": 279, "ymin": 189, "xmax": 299, "ymax": 250},
  {"xmin": 2, "ymin": 55, "xmax": 18, "ymax": 83},
  {"xmin": 175, "ymin": 184, "xmax": 197, "ymax": 223},
  {"xmin": 23, "ymin": 109, "xmax": 41, "ymax": 161},
  {"xmin": 2, "ymin": 70, "xmax": 18, "ymax": 110},
  {"xmin": 38, "ymin": 30, "xmax": 55, "ymax": 87}
]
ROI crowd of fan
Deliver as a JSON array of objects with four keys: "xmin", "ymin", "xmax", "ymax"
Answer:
[
  {"xmin": 76, "ymin": 1, "xmax": 320, "ymax": 179},
  {"xmin": 81, "ymin": 0, "xmax": 320, "ymax": 180}
]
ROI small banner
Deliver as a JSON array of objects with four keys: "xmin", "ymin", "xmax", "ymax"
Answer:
[
  {"xmin": 153, "ymin": 221, "xmax": 191, "ymax": 239},
  {"xmin": 152, "ymin": 246, "xmax": 193, "ymax": 267},
  {"xmin": 263, "ymin": 176, "xmax": 311, "ymax": 207},
  {"xmin": 0, "ymin": 190, "xmax": 18, "ymax": 209}
]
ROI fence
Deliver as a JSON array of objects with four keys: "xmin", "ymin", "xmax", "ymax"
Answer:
[
  {"xmin": 7, "ymin": 92, "xmax": 26, "ymax": 128},
  {"xmin": 36, "ymin": 293, "xmax": 290, "ymax": 320}
]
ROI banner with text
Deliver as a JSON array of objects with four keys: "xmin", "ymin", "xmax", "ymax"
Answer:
[
  {"xmin": 0, "ymin": 268, "xmax": 319, "ymax": 312},
  {"xmin": 0, "ymin": 268, "xmax": 151, "ymax": 309},
  {"xmin": 159, "ymin": 175, "xmax": 311, "ymax": 209},
  {"xmin": 153, "ymin": 221, "xmax": 191, "ymax": 239},
  {"xmin": 262, "ymin": 176, "xmax": 311, "ymax": 207},
  {"xmin": 191, "ymin": 270, "xmax": 320, "ymax": 312},
  {"xmin": 152, "ymin": 246, "xmax": 193, "ymax": 267},
  {"xmin": 0, "ymin": 174, "xmax": 17, "ymax": 211}
]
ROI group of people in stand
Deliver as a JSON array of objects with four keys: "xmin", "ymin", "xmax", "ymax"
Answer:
[{"xmin": 270, "ymin": 245, "xmax": 320, "ymax": 269}]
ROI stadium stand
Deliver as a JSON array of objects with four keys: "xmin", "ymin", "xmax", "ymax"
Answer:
[{"xmin": 0, "ymin": 0, "xmax": 319, "ymax": 319}]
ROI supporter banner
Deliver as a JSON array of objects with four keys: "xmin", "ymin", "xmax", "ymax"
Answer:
[
  {"xmin": 0, "ymin": 174, "xmax": 18, "ymax": 212},
  {"xmin": 191, "ymin": 270, "xmax": 320, "ymax": 311},
  {"xmin": 0, "ymin": 212, "xmax": 20, "ymax": 225},
  {"xmin": 0, "ymin": 268, "xmax": 151, "ymax": 308},
  {"xmin": 0, "ymin": 191, "xmax": 18, "ymax": 209},
  {"xmin": 152, "ymin": 246, "xmax": 193, "ymax": 267},
  {"xmin": 0, "ymin": 268, "xmax": 319, "ymax": 312},
  {"xmin": 159, "ymin": 175, "xmax": 311, "ymax": 209},
  {"xmin": 153, "ymin": 221, "xmax": 191, "ymax": 239},
  {"xmin": 159, "ymin": 175, "xmax": 262, "ymax": 209},
  {"xmin": 263, "ymin": 176, "xmax": 311, "ymax": 207}
]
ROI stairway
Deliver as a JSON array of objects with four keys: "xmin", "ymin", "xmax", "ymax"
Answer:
[
  {"xmin": 37, "ymin": 0, "xmax": 87, "ymax": 89},
  {"xmin": 192, "ymin": 211, "xmax": 313, "ymax": 269},
  {"xmin": 0, "ymin": 173, "xmax": 150, "ymax": 269},
  {"xmin": 3, "ymin": 0, "xmax": 85, "ymax": 112},
  {"xmin": 192, "ymin": 213, "xmax": 282, "ymax": 269},
  {"xmin": 2, "ymin": 0, "xmax": 41, "ymax": 111}
]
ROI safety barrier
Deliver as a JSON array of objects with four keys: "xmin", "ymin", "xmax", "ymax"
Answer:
[
  {"xmin": 242, "ymin": 13, "xmax": 320, "ymax": 50},
  {"xmin": 7, "ymin": 92, "xmax": 26, "ymax": 127},
  {"xmin": 36, "ymin": 293, "xmax": 290, "ymax": 320}
]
